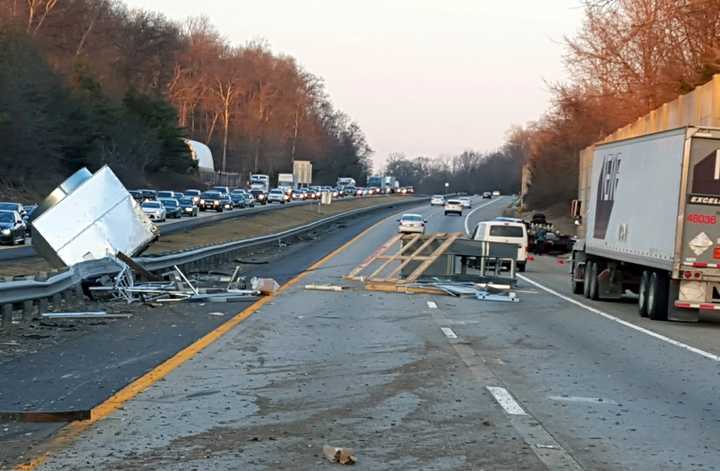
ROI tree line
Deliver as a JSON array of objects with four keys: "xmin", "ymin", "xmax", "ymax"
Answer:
[
  {"xmin": 514, "ymin": 0, "xmax": 720, "ymax": 208},
  {"xmin": 384, "ymin": 135, "xmax": 525, "ymax": 195},
  {"xmin": 0, "ymin": 0, "xmax": 371, "ymax": 196}
]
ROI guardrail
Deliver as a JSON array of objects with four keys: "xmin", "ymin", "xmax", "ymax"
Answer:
[{"xmin": 0, "ymin": 197, "xmax": 427, "ymax": 329}]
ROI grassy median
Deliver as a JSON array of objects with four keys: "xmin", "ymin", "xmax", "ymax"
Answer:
[{"xmin": 0, "ymin": 196, "xmax": 413, "ymax": 277}]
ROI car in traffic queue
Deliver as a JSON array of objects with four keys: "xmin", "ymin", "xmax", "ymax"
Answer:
[
  {"xmin": 267, "ymin": 188, "xmax": 289, "ymax": 204},
  {"xmin": 129, "ymin": 190, "xmax": 144, "ymax": 202},
  {"xmin": 139, "ymin": 189, "xmax": 157, "ymax": 202},
  {"xmin": 178, "ymin": 197, "xmax": 199, "ymax": 217},
  {"xmin": 211, "ymin": 186, "xmax": 230, "ymax": 195},
  {"xmin": 198, "ymin": 191, "xmax": 224, "ymax": 212},
  {"xmin": 250, "ymin": 189, "xmax": 267, "ymax": 205},
  {"xmin": 0, "ymin": 210, "xmax": 27, "ymax": 245},
  {"xmin": 459, "ymin": 197, "xmax": 472, "ymax": 208},
  {"xmin": 220, "ymin": 194, "xmax": 234, "ymax": 211},
  {"xmin": 397, "ymin": 213, "xmax": 427, "ymax": 234},
  {"xmin": 430, "ymin": 195, "xmax": 445, "ymax": 206},
  {"xmin": 444, "ymin": 199, "xmax": 463, "ymax": 216},
  {"xmin": 0, "ymin": 202, "xmax": 26, "ymax": 219},
  {"xmin": 482, "ymin": 191, "xmax": 492, "ymax": 199},
  {"xmin": 141, "ymin": 200, "xmax": 166, "ymax": 222},
  {"xmin": 184, "ymin": 189, "xmax": 202, "ymax": 204},
  {"xmin": 158, "ymin": 191, "xmax": 181, "ymax": 200},
  {"xmin": 230, "ymin": 189, "xmax": 250, "ymax": 208},
  {"xmin": 158, "ymin": 198, "xmax": 182, "ymax": 218}
]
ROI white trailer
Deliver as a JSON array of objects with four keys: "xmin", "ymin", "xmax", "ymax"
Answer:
[
  {"xmin": 571, "ymin": 126, "xmax": 720, "ymax": 322},
  {"xmin": 31, "ymin": 166, "xmax": 158, "ymax": 268}
]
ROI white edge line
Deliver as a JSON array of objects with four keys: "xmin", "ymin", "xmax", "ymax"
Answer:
[
  {"xmin": 463, "ymin": 196, "xmax": 506, "ymax": 235},
  {"xmin": 487, "ymin": 386, "xmax": 527, "ymax": 415},
  {"xmin": 517, "ymin": 274, "xmax": 720, "ymax": 362},
  {"xmin": 440, "ymin": 327, "xmax": 457, "ymax": 339},
  {"xmin": 548, "ymin": 395, "xmax": 618, "ymax": 405}
]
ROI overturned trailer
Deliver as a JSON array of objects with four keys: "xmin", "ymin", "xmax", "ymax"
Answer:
[{"xmin": 30, "ymin": 166, "xmax": 158, "ymax": 268}]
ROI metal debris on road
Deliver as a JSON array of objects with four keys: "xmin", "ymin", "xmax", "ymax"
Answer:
[
  {"xmin": 89, "ymin": 261, "xmax": 267, "ymax": 305},
  {"xmin": 41, "ymin": 311, "xmax": 132, "ymax": 319},
  {"xmin": 304, "ymin": 284, "xmax": 346, "ymax": 292},
  {"xmin": 322, "ymin": 445, "xmax": 357, "ymax": 465}
]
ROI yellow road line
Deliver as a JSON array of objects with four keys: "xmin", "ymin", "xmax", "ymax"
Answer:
[{"xmin": 15, "ymin": 209, "xmax": 392, "ymax": 471}]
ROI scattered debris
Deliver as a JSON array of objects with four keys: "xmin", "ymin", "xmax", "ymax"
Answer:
[
  {"xmin": 41, "ymin": 311, "xmax": 132, "ymax": 319},
  {"xmin": 89, "ymin": 261, "xmax": 270, "ymax": 305},
  {"xmin": 322, "ymin": 445, "xmax": 357, "ymax": 465},
  {"xmin": 304, "ymin": 284, "xmax": 346, "ymax": 292},
  {"xmin": 251, "ymin": 277, "xmax": 280, "ymax": 295},
  {"xmin": 535, "ymin": 444, "xmax": 561, "ymax": 450}
]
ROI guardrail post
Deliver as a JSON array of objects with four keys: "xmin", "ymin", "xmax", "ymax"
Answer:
[
  {"xmin": 22, "ymin": 299, "xmax": 34, "ymax": 322},
  {"xmin": 1, "ymin": 304, "xmax": 12, "ymax": 329}
]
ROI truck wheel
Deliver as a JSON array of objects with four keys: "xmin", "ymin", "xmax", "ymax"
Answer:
[
  {"xmin": 588, "ymin": 261, "xmax": 600, "ymax": 300},
  {"xmin": 571, "ymin": 263, "xmax": 584, "ymax": 294},
  {"xmin": 638, "ymin": 271, "xmax": 650, "ymax": 317},
  {"xmin": 647, "ymin": 272, "xmax": 669, "ymax": 321},
  {"xmin": 583, "ymin": 260, "xmax": 592, "ymax": 298},
  {"xmin": 518, "ymin": 262, "xmax": 526, "ymax": 273}
]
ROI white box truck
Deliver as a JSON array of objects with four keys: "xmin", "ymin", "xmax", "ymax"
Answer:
[{"xmin": 571, "ymin": 126, "xmax": 720, "ymax": 322}]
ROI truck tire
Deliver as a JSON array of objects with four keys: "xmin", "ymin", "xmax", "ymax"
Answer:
[
  {"xmin": 583, "ymin": 260, "xmax": 592, "ymax": 298},
  {"xmin": 638, "ymin": 270, "xmax": 650, "ymax": 317},
  {"xmin": 588, "ymin": 261, "xmax": 600, "ymax": 300},
  {"xmin": 518, "ymin": 262, "xmax": 526, "ymax": 273},
  {"xmin": 647, "ymin": 271, "xmax": 669, "ymax": 321},
  {"xmin": 571, "ymin": 263, "xmax": 584, "ymax": 294}
]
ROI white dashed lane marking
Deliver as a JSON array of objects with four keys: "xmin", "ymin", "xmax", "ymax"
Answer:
[
  {"xmin": 440, "ymin": 327, "xmax": 457, "ymax": 339},
  {"xmin": 427, "ymin": 301, "xmax": 438, "ymax": 309},
  {"xmin": 486, "ymin": 386, "xmax": 527, "ymax": 415}
]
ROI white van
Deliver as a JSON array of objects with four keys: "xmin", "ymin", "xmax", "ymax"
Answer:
[{"xmin": 471, "ymin": 220, "xmax": 528, "ymax": 272}]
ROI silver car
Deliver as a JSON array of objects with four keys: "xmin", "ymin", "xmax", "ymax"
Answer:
[
  {"xmin": 141, "ymin": 201, "xmax": 166, "ymax": 222},
  {"xmin": 398, "ymin": 213, "xmax": 427, "ymax": 234}
]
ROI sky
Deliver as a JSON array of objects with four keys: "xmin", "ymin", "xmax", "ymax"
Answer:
[{"xmin": 124, "ymin": 0, "xmax": 584, "ymax": 169}]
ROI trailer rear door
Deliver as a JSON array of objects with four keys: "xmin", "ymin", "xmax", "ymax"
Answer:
[{"xmin": 679, "ymin": 135, "xmax": 720, "ymax": 267}]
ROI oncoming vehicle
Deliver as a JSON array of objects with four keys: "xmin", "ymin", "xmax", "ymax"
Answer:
[
  {"xmin": 158, "ymin": 198, "xmax": 182, "ymax": 219},
  {"xmin": 220, "ymin": 194, "xmax": 234, "ymax": 210},
  {"xmin": 430, "ymin": 195, "xmax": 445, "ymax": 206},
  {"xmin": 178, "ymin": 197, "xmax": 199, "ymax": 217},
  {"xmin": 492, "ymin": 190, "xmax": 501, "ymax": 197},
  {"xmin": 397, "ymin": 213, "xmax": 427, "ymax": 234},
  {"xmin": 211, "ymin": 186, "xmax": 230, "ymax": 195},
  {"xmin": 444, "ymin": 199, "xmax": 463, "ymax": 216},
  {"xmin": 459, "ymin": 197, "xmax": 472, "ymax": 208},
  {"xmin": 268, "ymin": 188, "xmax": 289, "ymax": 204},
  {"xmin": 199, "ymin": 191, "xmax": 224, "ymax": 212},
  {"xmin": 0, "ymin": 210, "xmax": 26, "ymax": 245},
  {"xmin": 0, "ymin": 202, "xmax": 26, "ymax": 218},
  {"xmin": 158, "ymin": 191, "xmax": 181, "ymax": 199},
  {"xmin": 250, "ymin": 189, "xmax": 267, "ymax": 205},
  {"xmin": 482, "ymin": 192, "xmax": 492, "ymax": 199},
  {"xmin": 184, "ymin": 189, "xmax": 202, "ymax": 204},
  {"xmin": 141, "ymin": 201, "xmax": 166, "ymax": 222},
  {"xmin": 471, "ymin": 220, "xmax": 529, "ymax": 272}
]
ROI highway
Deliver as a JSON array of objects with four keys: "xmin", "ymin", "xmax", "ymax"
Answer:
[
  {"xmin": 13, "ymin": 195, "xmax": 720, "ymax": 470},
  {"xmin": 0, "ymin": 198, "xmax": 335, "ymax": 261}
]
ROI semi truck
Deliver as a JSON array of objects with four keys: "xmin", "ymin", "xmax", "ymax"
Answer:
[
  {"xmin": 570, "ymin": 126, "xmax": 720, "ymax": 322},
  {"xmin": 277, "ymin": 173, "xmax": 295, "ymax": 193},
  {"xmin": 367, "ymin": 175, "xmax": 399, "ymax": 193},
  {"xmin": 249, "ymin": 174, "xmax": 269, "ymax": 193}
]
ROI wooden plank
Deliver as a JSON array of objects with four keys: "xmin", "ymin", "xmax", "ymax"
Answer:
[
  {"xmin": 374, "ymin": 255, "xmax": 433, "ymax": 261},
  {"xmin": 403, "ymin": 233, "xmax": 463, "ymax": 283},
  {"xmin": 345, "ymin": 233, "xmax": 403, "ymax": 279},
  {"xmin": 364, "ymin": 282, "xmax": 448, "ymax": 296},
  {"xmin": 368, "ymin": 234, "xmax": 422, "ymax": 279},
  {"xmin": 380, "ymin": 233, "xmax": 444, "ymax": 282}
]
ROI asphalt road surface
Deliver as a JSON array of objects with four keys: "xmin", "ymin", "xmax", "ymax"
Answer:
[{"xmin": 19, "ymin": 195, "xmax": 720, "ymax": 470}]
